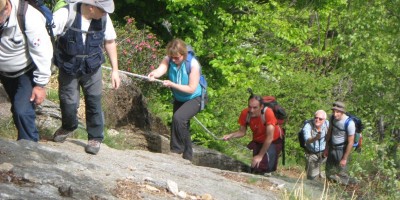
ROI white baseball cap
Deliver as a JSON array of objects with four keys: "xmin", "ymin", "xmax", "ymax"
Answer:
[{"xmin": 82, "ymin": 0, "xmax": 115, "ymax": 13}]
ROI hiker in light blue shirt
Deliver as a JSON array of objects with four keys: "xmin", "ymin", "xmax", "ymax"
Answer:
[{"xmin": 302, "ymin": 110, "xmax": 329, "ymax": 180}]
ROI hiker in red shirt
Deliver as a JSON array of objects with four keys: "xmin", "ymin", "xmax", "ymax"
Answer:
[{"xmin": 223, "ymin": 95, "xmax": 283, "ymax": 175}]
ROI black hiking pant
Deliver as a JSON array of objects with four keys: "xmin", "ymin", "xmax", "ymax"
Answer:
[{"xmin": 170, "ymin": 96, "xmax": 201, "ymax": 161}]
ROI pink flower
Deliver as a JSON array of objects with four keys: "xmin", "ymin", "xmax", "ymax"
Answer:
[{"xmin": 150, "ymin": 65, "xmax": 155, "ymax": 70}]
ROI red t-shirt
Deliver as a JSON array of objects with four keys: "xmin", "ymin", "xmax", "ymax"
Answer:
[{"xmin": 238, "ymin": 107, "xmax": 280, "ymax": 143}]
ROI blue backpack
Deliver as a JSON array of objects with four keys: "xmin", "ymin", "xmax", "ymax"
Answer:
[
  {"xmin": 17, "ymin": 0, "xmax": 55, "ymax": 45},
  {"xmin": 344, "ymin": 113, "xmax": 363, "ymax": 150},
  {"xmin": 170, "ymin": 45, "xmax": 208, "ymax": 110}
]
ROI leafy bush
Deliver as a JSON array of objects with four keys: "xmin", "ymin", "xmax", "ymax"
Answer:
[{"xmin": 115, "ymin": 17, "xmax": 164, "ymax": 82}]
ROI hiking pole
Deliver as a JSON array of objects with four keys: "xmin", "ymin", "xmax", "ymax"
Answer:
[{"xmin": 102, "ymin": 66, "xmax": 163, "ymax": 83}]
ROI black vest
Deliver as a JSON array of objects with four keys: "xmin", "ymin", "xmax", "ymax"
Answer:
[{"xmin": 55, "ymin": 3, "xmax": 106, "ymax": 76}]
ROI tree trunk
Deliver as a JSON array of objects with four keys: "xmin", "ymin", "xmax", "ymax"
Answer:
[{"xmin": 378, "ymin": 115, "xmax": 385, "ymax": 142}]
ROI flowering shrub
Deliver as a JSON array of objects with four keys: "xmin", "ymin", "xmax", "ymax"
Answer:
[{"xmin": 116, "ymin": 17, "xmax": 164, "ymax": 78}]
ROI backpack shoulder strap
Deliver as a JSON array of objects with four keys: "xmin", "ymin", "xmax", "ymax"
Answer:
[
  {"xmin": 302, "ymin": 119, "xmax": 313, "ymax": 136},
  {"xmin": 245, "ymin": 111, "xmax": 250, "ymax": 125},
  {"xmin": 62, "ymin": 3, "xmax": 77, "ymax": 35},
  {"xmin": 101, "ymin": 14, "xmax": 107, "ymax": 31},
  {"xmin": 344, "ymin": 117, "xmax": 352, "ymax": 135},
  {"xmin": 261, "ymin": 107, "xmax": 268, "ymax": 125},
  {"xmin": 304, "ymin": 119, "xmax": 312, "ymax": 128},
  {"xmin": 185, "ymin": 46, "xmax": 195, "ymax": 75},
  {"xmin": 17, "ymin": 0, "xmax": 29, "ymax": 34}
]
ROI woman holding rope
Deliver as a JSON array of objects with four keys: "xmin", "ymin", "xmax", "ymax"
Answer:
[{"xmin": 147, "ymin": 38, "xmax": 202, "ymax": 161}]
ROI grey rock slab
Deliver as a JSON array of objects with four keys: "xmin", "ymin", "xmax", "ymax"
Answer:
[{"xmin": 0, "ymin": 139, "xmax": 278, "ymax": 200}]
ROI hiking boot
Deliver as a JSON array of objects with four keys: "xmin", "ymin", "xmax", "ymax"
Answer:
[
  {"xmin": 53, "ymin": 128, "xmax": 73, "ymax": 143},
  {"xmin": 85, "ymin": 140, "xmax": 101, "ymax": 155},
  {"xmin": 329, "ymin": 174, "xmax": 350, "ymax": 185},
  {"xmin": 263, "ymin": 172, "xmax": 272, "ymax": 177}
]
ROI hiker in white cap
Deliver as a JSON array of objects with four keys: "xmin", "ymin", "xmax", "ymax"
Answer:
[
  {"xmin": 0, "ymin": 0, "xmax": 53, "ymax": 142},
  {"xmin": 52, "ymin": 0, "xmax": 120, "ymax": 155}
]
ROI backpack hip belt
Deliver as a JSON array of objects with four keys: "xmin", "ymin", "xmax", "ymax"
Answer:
[
  {"xmin": 0, "ymin": 63, "xmax": 35, "ymax": 78},
  {"xmin": 329, "ymin": 143, "xmax": 346, "ymax": 149},
  {"xmin": 305, "ymin": 149, "xmax": 324, "ymax": 154}
]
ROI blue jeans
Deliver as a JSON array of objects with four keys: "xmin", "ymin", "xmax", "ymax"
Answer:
[
  {"xmin": 58, "ymin": 68, "xmax": 104, "ymax": 141},
  {"xmin": 0, "ymin": 69, "xmax": 39, "ymax": 142}
]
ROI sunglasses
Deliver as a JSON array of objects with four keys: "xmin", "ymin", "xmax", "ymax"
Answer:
[
  {"xmin": 170, "ymin": 55, "xmax": 182, "ymax": 61},
  {"xmin": 314, "ymin": 117, "xmax": 324, "ymax": 121}
]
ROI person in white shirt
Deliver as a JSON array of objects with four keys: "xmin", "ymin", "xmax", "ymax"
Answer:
[
  {"xmin": 0, "ymin": 0, "xmax": 53, "ymax": 142},
  {"xmin": 51, "ymin": 0, "xmax": 120, "ymax": 155}
]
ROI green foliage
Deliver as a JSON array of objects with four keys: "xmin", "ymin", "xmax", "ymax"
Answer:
[
  {"xmin": 350, "ymin": 137, "xmax": 400, "ymax": 199},
  {"xmin": 0, "ymin": 120, "xmax": 17, "ymax": 140}
]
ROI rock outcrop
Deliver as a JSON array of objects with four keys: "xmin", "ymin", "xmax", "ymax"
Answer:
[{"xmin": 0, "ymin": 71, "xmax": 326, "ymax": 199}]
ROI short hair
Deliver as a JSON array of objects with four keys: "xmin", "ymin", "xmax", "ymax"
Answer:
[
  {"xmin": 314, "ymin": 110, "xmax": 327, "ymax": 119},
  {"xmin": 166, "ymin": 38, "xmax": 188, "ymax": 59},
  {"xmin": 248, "ymin": 95, "xmax": 263, "ymax": 106}
]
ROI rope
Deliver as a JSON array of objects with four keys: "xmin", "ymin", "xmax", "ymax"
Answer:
[
  {"xmin": 102, "ymin": 66, "xmax": 163, "ymax": 83},
  {"xmin": 193, "ymin": 116, "xmax": 221, "ymax": 140}
]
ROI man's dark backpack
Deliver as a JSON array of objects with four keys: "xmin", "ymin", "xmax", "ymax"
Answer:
[
  {"xmin": 169, "ymin": 45, "xmax": 208, "ymax": 110},
  {"xmin": 298, "ymin": 119, "xmax": 327, "ymax": 151},
  {"xmin": 17, "ymin": 0, "xmax": 55, "ymax": 44},
  {"xmin": 298, "ymin": 119, "xmax": 313, "ymax": 149}
]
